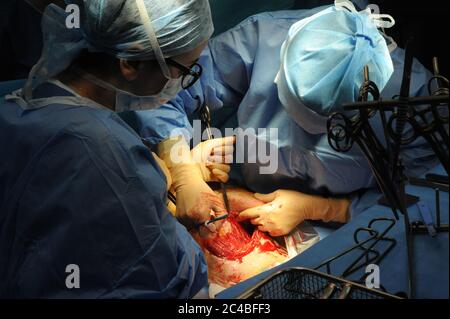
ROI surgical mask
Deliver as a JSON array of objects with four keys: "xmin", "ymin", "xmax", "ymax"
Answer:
[
  {"xmin": 65, "ymin": 0, "xmax": 188, "ymax": 112},
  {"xmin": 122, "ymin": 0, "xmax": 185, "ymax": 110},
  {"xmin": 114, "ymin": 0, "xmax": 186, "ymax": 111},
  {"xmin": 117, "ymin": 77, "xmax": 184, "ymax": 111},
  {"xmin": 71, "ymin": 66, "xmax": 183, "ymax": 112}
]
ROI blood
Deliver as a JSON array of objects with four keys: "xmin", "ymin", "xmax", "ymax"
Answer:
[
  {"xmin": 199, "ymin": 211, "xmax": 285, "ymax": 262},
  {"xmin": 254, "ymin": 233, "xmax": 279, "ymax": 252}
]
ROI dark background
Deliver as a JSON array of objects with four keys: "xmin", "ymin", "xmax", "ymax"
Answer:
[
  {"xmin": 374, "ymin": 0, "xmax": 449, "ymax": 78},
  {"xmin": 0, "ymin": 0, "xmax": 448, "ymax": 81}
]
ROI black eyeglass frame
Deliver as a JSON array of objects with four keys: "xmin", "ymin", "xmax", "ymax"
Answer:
[{"xmin": 166, "ymin": 58, "xmax": 203, "ymax": 89}]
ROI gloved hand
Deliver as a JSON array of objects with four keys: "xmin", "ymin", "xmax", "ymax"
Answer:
[
  {"xmin": 237, "ymin": 189, "xmax": 350, "ymax": 237},
  {"xmin": 191, "ymin": 136, "xmax": 235, "ymax": 183},
  {"xmin": 157, "ymin": 136, "xmax": 227, "ymax": 233}
]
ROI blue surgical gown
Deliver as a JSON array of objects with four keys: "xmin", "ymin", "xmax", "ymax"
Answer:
[
  {"xmin": 0, "ymin": 82, "xmax": 207, "ymax": 298},
  {"xmin": 133, "ymin": 8, "xmax": 437, "ymax": 217}
]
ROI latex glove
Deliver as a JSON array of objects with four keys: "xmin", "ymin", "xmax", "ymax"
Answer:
[
  {"xmin": 237, "ymin": 190, "xmax": 350, "ymax": 237},
  {"xmin": 151, "ymin": 152, "xmax": 172, "ymax": 191},
  {"xmin": 157, "ymin": 136, "xmax": 227, "ymax": 233},
  {"xmin": 191, "ymin": 136, "xmax": 235, "ymax": 183}
]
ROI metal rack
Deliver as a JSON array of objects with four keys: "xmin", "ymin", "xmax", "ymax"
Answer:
[
  {"xmin": 238, "ymin": 217, "xmax": 399, "ymax": 299},
  {"xmin": 325, "ymin": 42, "xmax": 449, "ymax": 298},
  {"xmin": 238, "ymin": 267, "xmax": 400, "ymax": 299},
  {"xmin": 314, "ymin": 218, "xmax": 396, "ymax": 281}
]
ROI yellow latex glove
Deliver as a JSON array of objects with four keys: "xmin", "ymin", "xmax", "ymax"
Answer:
[
  {"xmin": 157, "ymin": 136, "xmax": 227, "ymax": 233},
  {"xmin": 191, "ymin": 136, "xmax": 235, "ymax": 183},
  {"xmin": 237, "ymin": 189, "xmax": 350, "ymax": 237}
]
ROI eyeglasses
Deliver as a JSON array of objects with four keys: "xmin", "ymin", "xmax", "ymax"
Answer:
[{"xmin": 166, "ymin": 58, "xmax": 203, "ymax": 89}]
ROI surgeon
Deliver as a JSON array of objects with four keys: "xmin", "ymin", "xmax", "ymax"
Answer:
[
  {"xmin": 133, "ymin": 0, "xmax": 437, "ymax": 237},
  {"xmin": 0, "ymin": 0, "xmax": 229, "ymax": 298}
]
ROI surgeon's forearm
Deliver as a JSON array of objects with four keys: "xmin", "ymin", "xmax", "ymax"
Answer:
[
  {"xmin": 309, "ymin": 196, "xmax": 351, "ymax": 223},
  {"xmin": 157, "ymin": 136, "xmax": 204, "ymax": 191},
  {"xmin": 321, "ymin": 197, "xmax": 351, "ymax": 223},
  {"xmin": 157, "ymin": 136, "xmax": 192, "ymax": 167}
]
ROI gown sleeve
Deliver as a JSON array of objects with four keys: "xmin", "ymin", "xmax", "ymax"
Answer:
[{"xmin": 0, "ymin": 114, "xmax": 207, "ymax": 298}]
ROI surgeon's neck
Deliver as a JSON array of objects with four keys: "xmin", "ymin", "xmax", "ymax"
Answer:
[{"xmin": 58, "ymin": 69, "xmax": 117, "ymax": 111}]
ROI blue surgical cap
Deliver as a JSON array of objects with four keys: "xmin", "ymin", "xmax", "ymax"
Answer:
[
  {"xmin": 68, "ymin": 0, "xmax": 214, "ymax": 60},
  {"xmin": 276, "ymin": 3, "xmax": 394, "ymax": 134},
  {"xmin": 24, "ymin": 0, "xmax": 213, "ymax": 100}
]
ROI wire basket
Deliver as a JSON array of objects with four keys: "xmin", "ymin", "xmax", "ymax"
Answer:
[{"xmin": 237, "ymin": 268, "xmax": 401, "ymax": 299}]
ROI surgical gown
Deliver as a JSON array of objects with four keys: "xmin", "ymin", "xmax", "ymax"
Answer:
[
  {"xmin": 0, "ymin": 82, "xmax": 207, "ymax": 298},
  {"xmin": 133, "ymin": 7, "xmax": 437, "ymax": 217}
]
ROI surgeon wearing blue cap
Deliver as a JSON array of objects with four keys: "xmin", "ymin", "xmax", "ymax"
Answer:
[
  {"xmin": 0, "ymin": 0, "xmax": 226, "ymax": 298},
  {"xmin": 134, "ymin": 0, "xmax": 437, "ymax": 237}
]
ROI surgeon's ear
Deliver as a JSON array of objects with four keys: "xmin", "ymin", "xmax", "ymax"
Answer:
[{"xmin": 119, "ymin": 59, "xmax": 140, "ymax": 81}]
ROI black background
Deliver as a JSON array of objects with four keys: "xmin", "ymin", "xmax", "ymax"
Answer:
[
  {"xmin": 374, "ymin": 0, "xmax": 449, "ymax": 78},
  {"xmin": 0, "ymin": 0, "xmax": 448, "ymax": 81}
]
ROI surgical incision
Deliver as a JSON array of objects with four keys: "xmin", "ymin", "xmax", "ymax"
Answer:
[{"xmin": 189, "ymin": 188, "xmax": 288, "ymax": 288}]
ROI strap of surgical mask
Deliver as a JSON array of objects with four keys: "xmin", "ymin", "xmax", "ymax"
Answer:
[
  {"xmin": 365, "ymin": 4, "xmax": 398, "ymax": 52},
  {"xmin": 334, "ymin": 0, "xmax": 398, "ymax": 52},
  {"xmin": 70, "ymin": 66, "xmax": 152, "ymax": 103},
  {"xmin": 71, "ymin": 66, "xmax": 119, "ymax": 93},
  {"xmin": 135, "ymin": 0, "xmax": 172, "ymax": 79},
  {"xmin": 335, "ymin": 0, "xmax": 359, "ymax": 12}
]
